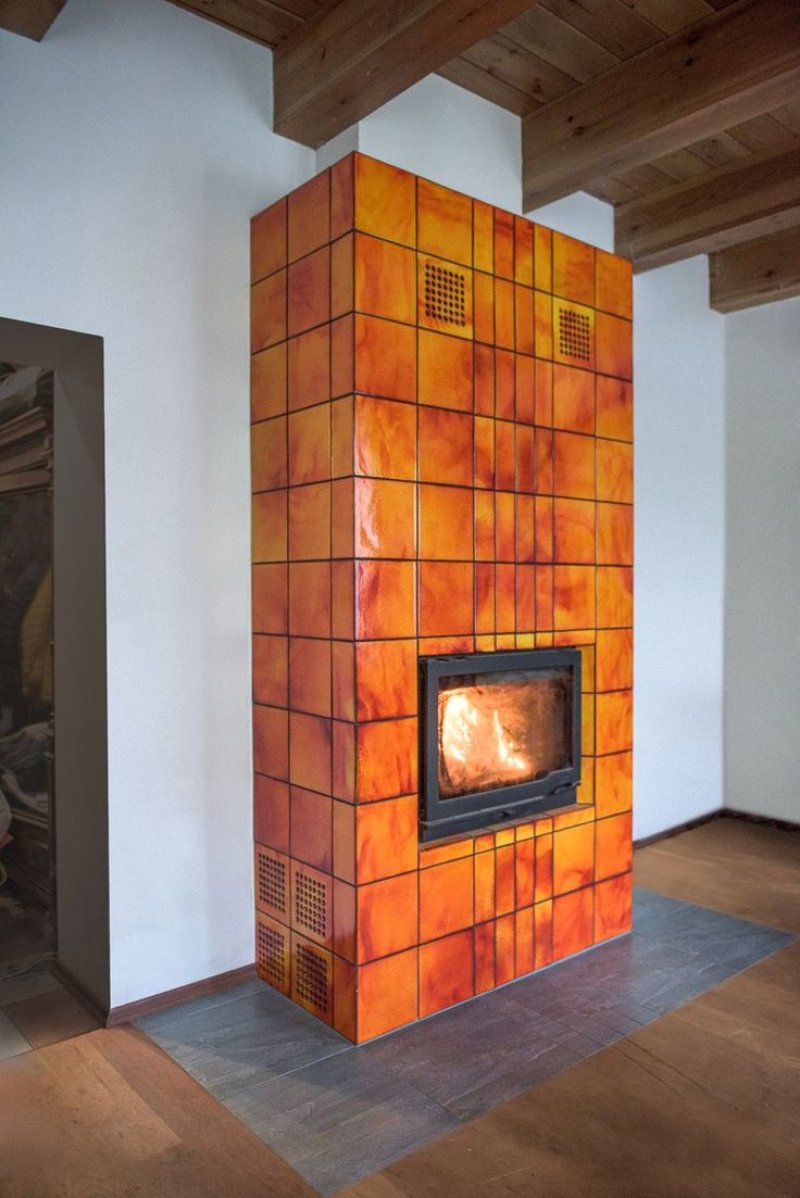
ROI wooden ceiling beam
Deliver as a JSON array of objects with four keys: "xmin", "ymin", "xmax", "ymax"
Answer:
[
  {"xmin": 273, "ymin": 0, "xmax": 539, "ymax": 148},
  {"xmin": 616, "ymin": 144, "xmax": 800, "ymax": 270},
  {"xmin": 522, "ymin": 0, "xmax": 800, "ymax": 209},
  {"xmin": 710, "ymin": 228, "xmax": 800, "ymax": 312},
  {"xmin": 0, "ymin": 0, "xmax": 68, "ymax": 40}
]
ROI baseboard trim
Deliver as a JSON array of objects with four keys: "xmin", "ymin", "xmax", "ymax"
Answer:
[
  {"xmin": 634, "ymin": 808, "xmax": 723, "ymax": 850},
  {"xmin": 51, "ymin": 960, "xmax": 109, "ymax": 1027},
  {"xmin": 725, "ymin": 808, "xmax": 800, "ymax": 833},
  {"xmin": 106, "ymin": 963, "xmax": 256, "ymax": 1026}
]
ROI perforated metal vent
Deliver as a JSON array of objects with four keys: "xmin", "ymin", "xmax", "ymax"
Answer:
[
  {"xmin": 558, "ymin": 307, "xmax": 592, "ymax": 361},
  {"xmin": 257, "ymin": 918, "xmax": 287, "ymax": 990},
  {"xmin": 424, "ymin": 261, "xmax": 467, "ymax": 327},
  {"xmin": 295, "ymin": 942, "xmax": 330, "ymax": 1014},
  {"xmin": 257, "ymin": 850, "xmax": 286, "ymax": 914},
  {"xmin": 294, "ymin": 870, "xmax": 328, "ymax": 938}
]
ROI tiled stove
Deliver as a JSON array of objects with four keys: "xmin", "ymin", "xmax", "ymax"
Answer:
[{"xmin": 250, "ymin": 154, "xmax": 634, "ymax": 1043}]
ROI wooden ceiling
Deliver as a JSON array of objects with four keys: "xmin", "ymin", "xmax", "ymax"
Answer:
[{"xmin": 3, "ymin": 0, "xmax": 799, "ymax": 311}]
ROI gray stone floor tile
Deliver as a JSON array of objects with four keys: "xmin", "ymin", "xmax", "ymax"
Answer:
[{"xmin": 0, "ymin": 1009, "xmax": 31, "ymax": 1059}]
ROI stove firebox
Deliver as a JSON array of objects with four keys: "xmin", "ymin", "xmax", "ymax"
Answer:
[{"xmin": 421, "ymin": 649, "xmax": 581, "ymax": 841}]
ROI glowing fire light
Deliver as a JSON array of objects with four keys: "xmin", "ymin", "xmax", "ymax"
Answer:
[{"xmin": 440, "ymin": 688, "xmax": 531, "ymax": 795}]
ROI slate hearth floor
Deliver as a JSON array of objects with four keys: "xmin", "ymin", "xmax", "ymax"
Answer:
[{"xmin": 139, "ymin": 890, "xmax": 792, "ymax": 1195}]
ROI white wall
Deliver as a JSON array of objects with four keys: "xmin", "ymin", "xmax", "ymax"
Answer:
[
  {"xmin": 0, "ymin": 0, "xmax": 315, "ymax": 1006},
  {"xmin": 725, "ymin": 297, "xmax": 800, "ymax": 825}
]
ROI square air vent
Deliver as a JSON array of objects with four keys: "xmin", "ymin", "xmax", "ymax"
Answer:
[
  {"xmin": 256, "ymin": 913, "xmax": 289, "ymax": 994},
  {"xmin": 424, "ymin": 260, "xmax": 467, "ymax": 327},
  {"xmin": 256, "ymin": 846, "xmax": 288, "ymax": 920},
  {"xmin": 294, "ymin": 869, "xmax": 328, "ymax": 939},
  {"xmin": 558, "ymin": 307, "xmax": 592, "ymax": 361}
]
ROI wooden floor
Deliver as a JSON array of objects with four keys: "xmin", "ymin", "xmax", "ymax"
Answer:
[{"xmin": 0, "ymin": 815, "xmax": 797, "ymax": 1198}]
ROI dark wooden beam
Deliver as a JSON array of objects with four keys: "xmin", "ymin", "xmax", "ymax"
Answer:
[
  {"xmin": 164, "ymin": 1, "xmax": 308, "ymax": 49},
  {"xmin": 273, "ymin": 0, "xmax": 539, "ymax": 148},
  {"xmin": 0, "ymin": 0, "xmax": 68, "ymax": 40},
  {"xmin": 615, "ymin": 144, "xmax": 800, "ymax": 270},
  {"xmin": 522, "ymin": 0, "xmax": 800, "ymax": 209},
  {"xmin": 710, "ymin": 228, "xmax": 800, "ymax": 312}
]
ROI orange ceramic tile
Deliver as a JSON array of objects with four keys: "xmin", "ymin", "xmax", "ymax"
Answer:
[
  {"xmin": 595, "ymin": 812, "xmax": 633, "ymax": 881},
  {"xmin": 475, "ymin": 849, "xmax": 495, "ymax": 924},
  {"xmin": 419, "ymin": 484, "xmax": 473, "ymax": 561},
  {"xmin": 252, "ymin": 489, "xmax": 288, "ymax": 564},
  {"xmin": 553, "ymin": 298, "xmax": 596, "ymax": 371},
  {"xmin": 333, "ymin": 956, "xmax": 357, "ymax": 1041},
  {"xmin": 419, "ymin": 562, "xmax": 474, "ymax": 637},
  {"xmin": 355, "ymin": 560, "xmax": 416, "ymax": 639},
  {"xmin": 287, "ymin": 404, "xmax": 329, "ymax": 486},
  {"xmin": 357, "ymin": 872, "xmax": 418, "ymax": 962},
  {"xmin": 332, "ymin": 720, "xmax": 355, "ymax": 802},
  {"xmin": 553, "ymin": 232, "xmax": 594, "ymax": 306},
  {"xmin": 357, "ymin": 948, "xmax": 419, "ymax": 1041},
  {"xmin": 515, "ymin": 839, "xmax": 535, "ymax": 910},
  {"xmin": 516, "ymin": 632, "xmax": 535, "ymax": 649},
  {"xmin": 494, "ymin": 209, "xmax": 514, "ymax": 279},
  {"xmin": 419, "ymin": 929, "xmax": 474, "ymax": 1017},
  {"xmin": 535, "ymin": 833, "xmax": 553, "ymax": 902},
  {"xmin": 554, "ymin": 498, "xmax": 596, "ymax": 565},
  {"xmin": 253, "ymin": 704, "xmax": 289, "ymax": 781},
  {"xmin": 354, "ymin": 234, "xmax": 415, "ymax": 324},
  {"xmin": 552, "ymin": 886, "xmax": 593, "ymax": 961},
  {"xmin": 553, "ymin": 823, "xmax": 595, "ymax": 896},
  {"xmin": 332, "ymin": 875, "xmax": 357, "ymax": 958},
  {"xmin": 553, "ymin": 365, "xmax": 595, "ymax": 435},
  {"xmin": 595, "ymin": 871, "xmax": 633, "ymax": 942},
  {"xmin": 535, "ymin": 497, "xmax": 554, "ymax": 563},
  {"xmin": 494, "ymin": 420, "xmax": 514, "ymax": 491},
  {"xmin": 288, "ymin": 637, "xmax": 331, "ymax": 717},
  {"xmin": 517, "ymin": 494, "xmax": 535, "ymax": 563},
  {"xmin": 289, "ymin": 711, "xmax": 331, "ymax": 795},
  {"xmin": 534, "ymin": 291, "xmax": 553, "ymax": 359},
  {"xmin": 596, "ymin": 312, "xmax": 633, "ymax": 380},
  {"xmin": 495, "ymin": 913, "xmax": 515, "ymax": 985},
  {"xmin": 254, "ymin": 774, "xmax": 290, "ymax": 854},
  {"xmin": 252, "ymin": 198, "xmax": 286, "ymax": 284},
  {"xmin": 331, "ymin": 559, "xmax": 354, "ymax": 640},
  {"xmin": 331, "ymin": 315, "xmax": 354, "ymax": 399},
  {"xmin": 495, "ymin": 491, "xmax": 515, "ymax": 562},
  {"xmin": 354, "ymin": 478, "xmax": 416, "ymax": 559},
  {"xmin": 330, "ymin": 396, "xmax": 354, "ymax": 479},
  {"xmin": 474, "ymin": 920, "xmax": 495, "ymax": 993},
  {"xmin": 419, "ymin": 406, "xmax": 473, "ymax": 486},
  {"xmin": 329, "ymin": 479, "xmax": 352, "ymax": 560},
  {"xmin": 354, "ymin": 315, "xmax": 416, "ymax": 401},
  {"xmin": 357, "ymin": 717, "xmax": 417, "ymax": 802},
  {"xmin": 287, "ymin": 171, "xmax": 330, "ymax": 263},
  {"xmin": 535, "ymin": 565, "xmax": 554, "ymax": 631},
  {"xmin": 597, "ymin": 502, "xmax": 633, "ymax": 566},
  {"xmin": 476, "ymin": 562, "xmax": 496, "ymax": 632},
  {"xmin": 418, "ymin": 178, "xmax": 472, "ymax": 266},
  {"xmin": 495, "ymin": 843, "xmax": 515, "ymax": 916},
  {"xmin": 516, "ymin": 355, "xmax": 535, "ymax": 424},
  {"xmin": 515, "ymin": 906, "xmax": 535, "ymax": 976},
  {"xmin": 290, "ymin": 786, "xmax": 333, "ymax": 872},
  {"xmin": 331, "ymin": 233, "xmax": 354, "ymax": 319},
  {"xmin": 356, "ymin": 639, "xmax": 417, "ymax": 721},
  {"xmin": 553, "ymin": 430, "xmax": 595, "ymax": 500},
  {"xmin": 534, "ymin": 358, "xmax": 553, "ymax": 426},
  {"xmin": 474, "ymin": 200, "xmax": 494, "ymax": 273},
  {"xmin": 495, "ymin": 351, "xmax": 515, "ymax": 421},
  {"xmin": 474, "ymin": 416, "xmax": 495, "ymax": 489},
  {"xmin": 516, "ymin": 425, "xmax": 535, "ymax": 494},
  {"xmin": 596, "ymin": 628, "xmax": 633, "ymax": 693},
  {"xmin": 596, "ymin": 689, "xmax": 633, "ymax": 756},
  {"xmin": 287, "ymin": 324, "xmax": 331, "ymax": 413},
  {"xmin": 287, "ymin": 247, "xmax": 329, "ymax": 338},
  {"xmin": 333, "ymin": 798, "xmax": 356, "ymax": 882},
  {"xmin": 552, "ymin": 803, "xmax": 595, "ymax": 831},
  {"xmin": 514, "ymin": 286, "xmax": 535, "ymax": 356},
  {"xmin": 252, "ymin": 270, "xmax": 287, "ymax": 353},
  {"xmin": 354, "ymin": 155, "xmax": 416, "ymax": 248},
  {"xmin": 288, "ymin": 482, "xmax": 330, "ymax": 561},
  {"xmin": 516, "ymin": 565, "xmax": 535, "ymax": 632},
  {"xmin": 418, "ymin": 255, "xmax": 474, "ymax": 340},
  {"xmin": 356, "ymin": 793, "xmax": 418, "ymax": 883},
  {"xmin": 354, "ymin": 395, "xmax": 416, "ymax": 481},
  {"xmin": 495, "ymin": 278, "xmax": 515, "ymax": 351},
  {"xmin": 534, "ymin": 899, "xmax": 552, "ymax": 968},
  {"xmin": 419, "ymin": 635, "xmax": 475, "ymax": 656},
  {"xmin": 473, "ymin": 272, "xmax": 494, "ymax": 345},
  {"xmin": 253, "ymin": 563, "xmax": 288, "ymax": 635},
  {"xmin": 252, "ymin": 344, "xmax": 287, "ymax": 423},
  {"xmin": 419, "ymin": 855, "xmax": 474, "ymax": 942},
  {"xmin": 554, "ymin": 565, "xmax": 595, "ymax": 630},
  {"xmin": 331, "ymin": 153, "xmax": 354, "ymax": 241},
  {"xmin": 534, "ymin": 428, "xmax": 553, "ymax": 496},
  {"xmin": 474, "ymin": 343, "xmax": 495, "ymax": 416},
  {"xmin": 474, "ymin": 491, "xmax": 495, "ymax": 562},
  {"xmin": 253, "ymin": 634, "xmax": 287, "ymax": 708},
  {"xmin": 418, "ymin": 330, "xmax": 474, "ymax": 412},
  {"xmin": 496, "ymin": 564, "xmax": 516, "ymax": 633},
  {"xmin": 596, "ymin": 376, "xmax": 633, "ymax": 442},
  {"xmin": 495, "ymin": 828, "xmax": 516, "ymax": 848},
  {"xmin": 597, "ymin": 565, "xmax": 633, "ymax": 628},
  {"xmin": 289, "ymin": 561, "xmax": 331, "ymax": 638},
  {"xmin": 475, "ymin": 634, "xmax": 497, "ymax": 652},
  {"xmin": 515, "ymin": 217, "xmax": 534, "ymax": 286},
  {"xmin": 595, "ymin": 751, "xmax": 633, "ymax": 817},
  {"xmin": 596, "ymin": 249, "xmax": 632, "ymax": 319},
  {"xmin": 597, "ymin": 439, "xmax": 633, "ymax": 504},
  {"xmin": 534, "ymin": 225, "xmax": 552, "ymax": 292},
  {"xmin": 252, "ymin": 417, "xmax": 287, "ymax": 495}
]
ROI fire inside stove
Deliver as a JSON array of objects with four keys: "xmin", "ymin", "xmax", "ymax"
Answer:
[{"xmin": 437, "ymin": 668, "xmax": 572, "ymax": 799}]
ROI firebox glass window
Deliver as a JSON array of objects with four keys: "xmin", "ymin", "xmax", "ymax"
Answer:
[{"xmin": 437, "ymin": 668, "xmax": 573, "ymax": 799}]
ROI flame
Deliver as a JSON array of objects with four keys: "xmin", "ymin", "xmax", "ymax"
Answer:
[{"xmin": 440, "ymin": 688, "xmax": 530, "ymax": 792}]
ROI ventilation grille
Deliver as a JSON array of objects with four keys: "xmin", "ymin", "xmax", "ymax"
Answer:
[
  {"xmin": 558, "ymin": 307, "xmax": 592, "ymax": 362},
  {"xmin": 256, "ymin": 916, "xmax": 288, "ymax": 992},
  {"xmin": 294, "ymin": 870, "xmax": 328, "ymax": 939},
  {"xmin": 295, "ymin": 942, "xmax": 330, "ymax": 1015},
  {"xmin": 257, "ymin": 849, "xmax": 287, "ymax": 916},
  {"xmin": 424, "ymin": 261, "xmax": 467, "ymax": 327}
]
